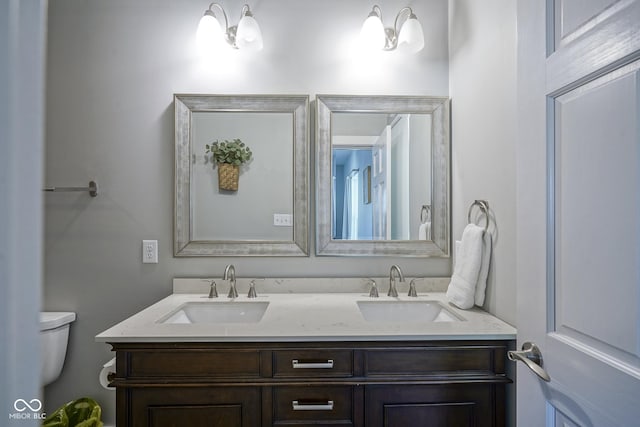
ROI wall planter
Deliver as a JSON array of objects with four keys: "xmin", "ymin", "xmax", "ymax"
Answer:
[
  {"xmin": 217, "ymin": 163, "xmax": 239, "ymax": 191},
  {"xmin": 205, "ymin": 139, "xmax": 253, "ymax": 193}
]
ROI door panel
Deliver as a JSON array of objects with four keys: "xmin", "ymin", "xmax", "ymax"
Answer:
[
  {"xmin": 552, "ymin": 406, "xmax": 582, "ymax": 427},
  {"xmin": 390, "ymin": 116, "xmax": 409, "ymax": 240},
  {"xmin": 372, "ymin": 127, "xmax": 390, "ymax": 240},
  {"xmin": 547, "ymin": 1, "xmax": 640, "ymax": 94},
  {"xmin": 516, "ymin": 0, "xmax": 640, "ymax": 425},
  {"xmin": 554, "ymin": 0, "xmax": 618, "ymax": 45},
  {"xmin": 553, "ymin": 64, "xmax": 640, "ymax": 358}
]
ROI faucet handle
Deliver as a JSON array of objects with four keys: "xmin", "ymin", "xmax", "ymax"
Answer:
[
  {"xmin": 408, "ymin": 279, "xmax": 418, "ymax": 297},
  {"xmin": 248, "ymin": 280, "xmax": 258, "ymax": 298},
  {"xmin": 367, "ymin": 279, "xmax": 379, "ymax": 298},
  {"xmin": 207, "ymin": 280, "xmax": 218, "ymax": 298}
]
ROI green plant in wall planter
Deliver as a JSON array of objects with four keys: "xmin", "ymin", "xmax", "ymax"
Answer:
[{"xmin": 205, "ymin": 139, "xmax": 253, "ymax": 192}]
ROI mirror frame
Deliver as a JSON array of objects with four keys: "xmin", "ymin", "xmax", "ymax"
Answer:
[
  {"xmin": 174, "ymin": 94, "xmax": 309, "ymax": 256},
  {"xmin": 315, "ymin": 95, "xmax": 450, "ymax": 257}
]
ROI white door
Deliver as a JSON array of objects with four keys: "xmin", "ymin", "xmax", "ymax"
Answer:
[
  {"xmin": 516, "ymin": 1, "xmax": 640, "ymax": 426},
  {"xmin": 372, "ymin": 126, "xmax": 391, "ymax": 240},
  {"xmin": 390, "ymin": 115, "xmax": 410, "ymax": 240},
  {"xmin": 1, "ymin": 0, "xmax": 47, "ymax": 422}
]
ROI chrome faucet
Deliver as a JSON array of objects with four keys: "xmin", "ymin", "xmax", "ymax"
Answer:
[
  {"xmin": 388, "ymin": 265, "xmax": 405, "ymax": 297},
  {"xmin": 207, "ymin": 280, "xmax": 218, "ymax": 298},
  {"xmin": 224, "ymin": 264, "xmax": 238, "ymax": 298}
]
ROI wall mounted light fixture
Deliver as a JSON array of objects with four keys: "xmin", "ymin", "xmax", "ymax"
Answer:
[
  {"xmin": 197, "ymin": 3, "xmax": 263, "ymax": 52},
  {"xmin": 360, "ymin": 5, "xmax": 424, "ymax": 53}
]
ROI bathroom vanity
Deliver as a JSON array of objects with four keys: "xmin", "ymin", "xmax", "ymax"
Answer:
[{"xmin": 97, "ymin": 279, "xmax": 516, "ymax": 427}]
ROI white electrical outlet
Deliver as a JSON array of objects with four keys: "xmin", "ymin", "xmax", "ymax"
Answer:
[
  {"xmin": 142, "ymin": 240, "xmax": 158, "ymax": 263},
  {"xmin": 273, "ymin": 214, "xmax": 293, "ymax": 227}
]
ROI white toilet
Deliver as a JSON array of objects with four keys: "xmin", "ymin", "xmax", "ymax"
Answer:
[{"xmin": 40, "ymin": 312, "xmax": 76, "ymax": 386}]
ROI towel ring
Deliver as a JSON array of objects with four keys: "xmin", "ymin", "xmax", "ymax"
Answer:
[
  {"xmin": 420, "ymin": 205, "xmax": 431, "ymax": 224},
  {"xmin": 467, "ymin": 200, "xmax": 489, "ymax": 230}
]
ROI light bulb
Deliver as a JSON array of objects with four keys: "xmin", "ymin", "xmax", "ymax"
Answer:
[
  {"xmin": 397, "ymin": 14, "xmax": 424, "ymax": 53},
  {"xmin": 360, "ymin": 13, "xmax": 386, "ymax": 50},
  {"xmin": 236, "ymin": 14, "xmax": 263, "ymax": 51},
  {"xmin": 196, "ymin": 11, "xmax": 224, "ymax": 51}
]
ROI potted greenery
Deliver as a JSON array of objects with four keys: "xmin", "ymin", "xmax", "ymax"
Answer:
[{"xmin": 205, "ymin": 138, "xmax": 253, "ymax": 191}]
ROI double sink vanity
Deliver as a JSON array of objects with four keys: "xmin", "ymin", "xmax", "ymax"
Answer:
[
  {"xmin": 97, "ymin": 276, "xmax": 516, "ymax": 426},
  {"xmin": 96, "ymin": 94, "xmax": 515, "ymax": 425}
]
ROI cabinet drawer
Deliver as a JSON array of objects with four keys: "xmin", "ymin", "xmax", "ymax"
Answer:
[
  {"xmin": 272, "ymin": 386, "xmax": 353, "ymax": 423},
  {"xmin": 126, "ymin": 350, "xmax": 261, "ymax": 378},
  {"xmin": 365, "ymin": 345, "xmax": 505, "ymax": 376},
  {"xmin": 273, "ymin": 349, "xmax": 353, "ymax": 377}
]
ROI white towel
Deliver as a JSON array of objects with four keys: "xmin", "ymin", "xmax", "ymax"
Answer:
[
  {"xmin": 474, "ymin": 231, "xmax": 492, "ymax": 307},
  {"xmin": 418, "ymin": 222, "xmax": 431, "ymax": 240},
  {"xmin": 446, "ymin": 224, "xmax": 485, "ymax": 309}
]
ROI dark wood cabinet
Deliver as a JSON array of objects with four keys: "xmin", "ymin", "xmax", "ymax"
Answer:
[
  {"xmin": 110, "ymin": 340, "xmax": 511, "ymax": 427},
  {"xmin": 365, "ymin": 384, "xmax": 503, "ymax": 427},
  {"xmin": 129, "ymin": 387, "xmax": 260, "ymax": 427}
]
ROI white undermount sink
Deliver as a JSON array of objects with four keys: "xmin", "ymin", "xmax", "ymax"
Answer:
[
  {"xmin": 159, "ymin": 301, "xmax": 269, "ymax": 324},
  {"xmin": 357, "ymin": 300, "xmax": 462, "ymax": 323}
]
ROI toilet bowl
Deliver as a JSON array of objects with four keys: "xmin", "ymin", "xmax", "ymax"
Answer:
[{"xmin": 40, "ymin": 312, "xmax": 76, "ymax": 386}]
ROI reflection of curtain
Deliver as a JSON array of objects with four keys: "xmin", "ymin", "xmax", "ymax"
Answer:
[
  {"xmin": 342, "ymin": 170, "xmax": 359, "ymax": 240},
  {"xmin": 341, "ymin": 176, "xmax": 351, "ymax": 239},
  {"xmin": 332, "ymin": 176, "xmax": 337, "ymax": 238}
]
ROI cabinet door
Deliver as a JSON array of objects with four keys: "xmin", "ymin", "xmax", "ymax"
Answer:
[
  {"xmin": 122, "ymin": 386, "xmax": 261, "ymax": 427},
  {"xmin": 365, "ymin": 384, "xmax": 504, "ymax": 427}
]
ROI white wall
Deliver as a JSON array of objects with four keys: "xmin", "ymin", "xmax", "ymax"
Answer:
[
  {"xmin": 448, "ymin": 0, "xmax": 517, "ymax": 325},
  {"xmin": 44, "ymin": 0, "xmax": 450, "ymax": 423},
  {"xmin": 449, "ymin": 3, "xmax": 517, "ymax": 424}
]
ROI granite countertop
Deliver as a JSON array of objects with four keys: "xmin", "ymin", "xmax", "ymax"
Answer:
[{"xmin": 95, "ymin": 278, "xmax": 516, "ymax": 343}]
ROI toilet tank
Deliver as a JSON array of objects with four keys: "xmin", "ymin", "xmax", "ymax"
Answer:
[{"xmin": 40, "ymin": 312, "xmax": 76, "ymax": 386}]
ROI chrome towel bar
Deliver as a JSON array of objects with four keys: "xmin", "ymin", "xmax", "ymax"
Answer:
[{"xmin": 43, "ymin": 180, "xmax": 98, "ymax": 197}]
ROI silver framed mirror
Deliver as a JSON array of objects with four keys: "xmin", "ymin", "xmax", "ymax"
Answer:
[
  {"xmin": 316, "ymin": 95, "xmax": 450, "ymax": 257},
  {"xmin": 174, "ymin": 94, "xmax": 309, "ymax": 256}
]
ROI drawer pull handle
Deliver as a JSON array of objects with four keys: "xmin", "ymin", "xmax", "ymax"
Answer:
[
  {"xmin": 292, "ymin": 400, "xmax": 334, "ymax": 411},
  {"xmin": 291, "ymin": 359, "xmax": 334, "ymax": 369}
]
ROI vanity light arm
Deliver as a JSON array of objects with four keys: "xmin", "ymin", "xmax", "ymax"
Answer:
[
  {"xmin": 239, "ymin": 4, "xmax": 251, "ymax": 20},
  {"xmin": 371, "ymin": 5, "xmax": 383, "ymax": 20},
  {"xmin": 393, "ymin": 7, "xmax": 414, "ymax": 36},
  {"xmin": 208, "ymin": 2, "xmax": 230, "ymax": 33},
  {"xmin": 368, "ymin": 5, "xmax": 396, "ymax": 50}
]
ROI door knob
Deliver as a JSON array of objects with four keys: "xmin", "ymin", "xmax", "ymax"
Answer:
[{"xmin": 508, "ymin": 341, "xmax": 551, "ymax": 382}]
